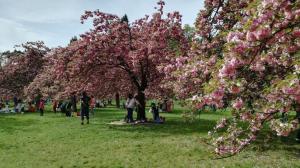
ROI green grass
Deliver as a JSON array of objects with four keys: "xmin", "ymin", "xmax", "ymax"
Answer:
[{"xmin": 0, "ymin": 104, "xmax": 299, "ymax": 168}]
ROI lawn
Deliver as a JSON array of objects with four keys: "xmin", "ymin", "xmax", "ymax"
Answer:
[{"xmin": 0, "ymin": 103, "xmax": 299, "ymax": 168}]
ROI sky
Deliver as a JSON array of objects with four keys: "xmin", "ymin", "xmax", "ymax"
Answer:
[{"xmin": 0, "ymin": 0, "xmax": 203, "ymax": 52}]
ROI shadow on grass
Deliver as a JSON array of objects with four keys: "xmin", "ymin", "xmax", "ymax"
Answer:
[{"xmin": 250, "ymin": 130, "xmax": 300, "ymax": 155}]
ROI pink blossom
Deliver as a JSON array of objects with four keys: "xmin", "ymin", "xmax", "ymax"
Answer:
[
  {"xmin": 227, "ymin": 32, "xmax": 244, "ymax": 43},
  {"xmin": 233, "ymin": 43, "xmax": 247, "ymax": 54},
  {"xmin": 216, "ymin": 118, "xmax": 227, "ymax": 129},
  {"xmin": 254, "ymin": 28, "xmax": 271, "ymax": 40},
  {"xmin": 230, "ymin": 85, "xmax": 240, "ymax": 94},
  {"xmin": 219, "ymin": 64, "xmax": 236, "ymax": 78},
  {"xmin": 211, "ymin": 89, "xmax": 224, "ymax": 101},
  {"xmin": 250, "ymin": 63, "xmax": 265, "ymax": 72},
  {"xmin": 284, "ymin": 10, "xmax": 293, "ymax": 20},
  {"xmin": 293, "ymin": 29, "xmax": 300, "ymax": 37},
  {"xmin": 288, "ymin": 45, "xmax": 298, "ymax": 53},
  {"xmin": 240, "ymin": 112, "xmax": 251, "ymax": 121},
  {"xmin": 262, "ymin": 0, "xmax": 275, "ymax": 8},
  {"xmin": 282, "ymin": 87, "xmax": 296, "ymax": 95},
  {"xmin": 232, "ymin": 98, "xmax": 244, "ymax": 110},
  {"xmin": 246, "ymin": 31, "xmax": 257, "ymax": 42}
]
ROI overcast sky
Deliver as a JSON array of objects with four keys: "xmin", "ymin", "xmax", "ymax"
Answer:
[{"xmin": 0, "ymin": 0, "xmax": 203, "ymax": 52}]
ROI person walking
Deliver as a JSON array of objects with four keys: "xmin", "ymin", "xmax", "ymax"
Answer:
[{"xmin": 80, "ymin": 92, "xmax": 91, "ymax": 125}]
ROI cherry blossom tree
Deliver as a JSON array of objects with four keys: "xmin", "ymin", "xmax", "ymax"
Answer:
[
  {"xmin": 0, "ymin": 41, "xmax": 49, "ymax": 98},
  {"xmin": 47, "ymin": 0, "xmax": 188, "ymax": 120},
  {"xmin": 172, "ymin": 0, "xmax": 300, "ymax": 156},
  {"xmin": 164, "ymin": 0, "xmax": 251, "ymax": 99}
]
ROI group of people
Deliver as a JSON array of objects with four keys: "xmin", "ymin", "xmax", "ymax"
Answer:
[
  {"xmin": 0, "ymin": 92, "xmax": 96, "ymax": 125},
  {"xmin": 0, "ymin": 97, "xmax": 32, "ymax": 113},
  {"xmin": 51, "ymin": 92, "xmax": 93, "ymax": 125},
  {"xmin": 124, "ymin": 93, "xmax": 165, "ymax": 123},
  {"xmin": 0, "ymin": 97, "xmax": 10, "ymax": 113}
]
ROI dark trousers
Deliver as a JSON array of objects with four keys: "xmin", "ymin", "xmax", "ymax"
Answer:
[
  {"xmin": 127, "ymin": 108, "xmax": 134, "ymax": 122},
  {"xmin": 40, "ymin": 109, "xmax": 44, "ymax": 116},
  {"xmin": 153, "ymin": 112, "xmax": 159, "ymax": 121},
  {"xmin": 66, "ymin": 110, "xmax": 71, "ymax": 117},
  {"xmin": 81, "ymin": 107, "xmax": 89, "ymax": 121}
]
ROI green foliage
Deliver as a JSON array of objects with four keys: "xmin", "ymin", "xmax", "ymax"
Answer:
[
  {"xmin": 69, "ymin": 36, "xmax": 78, "ymax": 44},
  {"xmin": 183, "ymin": 24, "xmax": 195, "ymax": 42},
  {"xmin": 121, "ymin": 14, "xmax": 129, "ymax": 23}
]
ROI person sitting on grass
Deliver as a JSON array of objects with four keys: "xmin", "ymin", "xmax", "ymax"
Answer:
[{"xmin": 16, "ymin": 99, "xmax": 25, "ymax": 113}]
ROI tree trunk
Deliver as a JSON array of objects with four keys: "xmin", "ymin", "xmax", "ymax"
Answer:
[
  {"xmin": 115, "ymin": 92, "xmax": 120, "ymax": 108},
  {"xmin": 136, "ymin": 91, "xmax": 146, "ymax": 121}
]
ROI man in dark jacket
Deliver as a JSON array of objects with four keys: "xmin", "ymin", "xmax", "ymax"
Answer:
[{"xmin": 81, "ymin": 92, "xmax": 90, "ymax": 125}]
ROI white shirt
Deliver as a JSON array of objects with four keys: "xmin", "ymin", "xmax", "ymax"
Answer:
[{"xmin": 126, "ymin": 98, "xmax": 136, "ymax": 109}]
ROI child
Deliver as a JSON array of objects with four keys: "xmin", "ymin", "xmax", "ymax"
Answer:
[{"xmin": 39, "ymin": 99, "xmax": 45, "ymax": 116}]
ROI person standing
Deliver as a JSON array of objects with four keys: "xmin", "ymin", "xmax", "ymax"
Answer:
[
  {"xmin": 90, "ymin": 95, "xmax": 96, "ymax": 116},
  {"xmin": 39, "ymin": 99, "xmax": 45, "ymax": 116},
  {"xmin": 35, "ymin": 94, "xmax": 41, "ymax": 112},
  {"xmin": 149, "ymin": 102, "xmax": 160, "ymax": 123},
  {"xmin": 28, "ymin": 102, "xmax": 35, "ymax": 112},
  {"xmin": 166, "ymin": 99, "xmax": 173, "ymax": 113},
  {"xmin": 80, "ymin": 92, "xmax": 91, "ymax": 125},
  {"xmin": 13, "ymin": 96, "xmax": 18, "ymax": 112},
  {"xmin": 125, "ymin": 94, "xmax": 136, "ymax": 123},
  {"xmin": 52, "ymin": 99, "xmax": 58, "ymax": 113},
  {"xmin": 5, "ymin": 96, "xmax": 9, "ymax": 106}
]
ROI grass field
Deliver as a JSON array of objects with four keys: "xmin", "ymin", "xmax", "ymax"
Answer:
[{"xmin": 0, "ymin": 103, "xmax": 299, "ymax": 168}]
